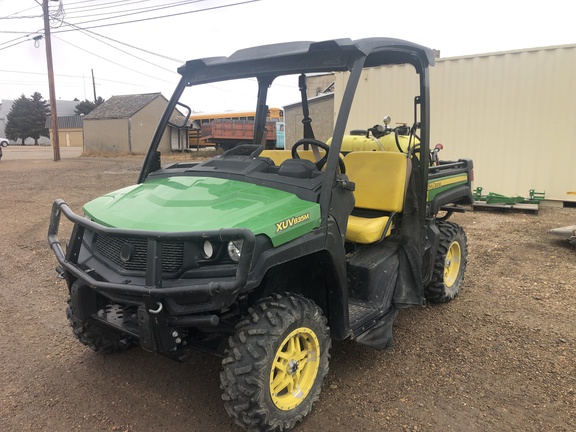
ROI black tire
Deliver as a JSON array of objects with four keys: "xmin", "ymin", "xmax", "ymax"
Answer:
[
  {"xmin": 66, "ymin": 297, "xmax": 134, "ymax": 354},
  {"xmin": 1, "ymin": 141, "xmax": 7, "ymax": 147},
  {"xmin": 425, "ymin": 221, "xmax": 468, "ymax": 303},
  {"xmin": 221, "ymin": 293, "xmax": 330, "ymax": 432}
]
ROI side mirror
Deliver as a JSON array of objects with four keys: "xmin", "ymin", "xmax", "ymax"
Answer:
[{"xmin": 383, "ymin": 116, "xmax": 391, "ymax": 125}]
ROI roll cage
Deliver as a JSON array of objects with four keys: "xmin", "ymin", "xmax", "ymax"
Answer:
[{"xmin": 139, "ymin": 38, "xmax": 435, "ymax": 224}]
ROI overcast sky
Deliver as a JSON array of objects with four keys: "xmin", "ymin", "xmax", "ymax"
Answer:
[{"xmin": 1, "ymin": 0, "xmax": 575, "ymax": 112}]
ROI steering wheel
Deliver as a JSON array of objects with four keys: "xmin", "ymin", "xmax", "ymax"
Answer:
[{"xmin": 291, "ymin": 138, "xmax": 346, "ymax": 173}]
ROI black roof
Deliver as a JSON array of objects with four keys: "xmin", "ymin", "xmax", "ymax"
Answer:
[
  {"xmin": 177, "ymin": 38, "xmax": 435, "ymax": 85},
  {"xmin": 45, "ymin": 115, "xmax": 83, "ymax": 129}
]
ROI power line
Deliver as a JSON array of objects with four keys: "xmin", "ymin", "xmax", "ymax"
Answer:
[
  {"xmin": 64, "ymin": 0, "xmax": 157, "ymax": 12},
  {"xmin": 1, "ymin": 12, "xmax": 185, "ymax": 83},
  {"xmin": 3, "ymin": 5, "xmax": 38, "ymax": 17},
  {"xmin": 1, "ymin": 1, "xmax": 261, "ymax": 52},
  {"xmin": 0, "ymin": 34, "xmax": 29, "ymax": 47},
  {"xmin": 0, "ymin": 15, "xmax": 41, "ymax": 20},
  {"xmin": 62, "ymin": 0, "xmax": 102, "ymax": 5},
  {"xmin": 62, "ymin": 22, "xmax": 184, "ymax": 63},
  {"xmin": 2, "ymin": 79, "xmax": 159, "ymax": 90},
  {"xmin": 53, "ymin": 0, "xmax": 262, "ymax": 32},
  {"xmin": 0, "ymin": 68, "xmax": 168, "ymax": 89},
  {"xmin": 0, "ymin": 0, "xmax": 267, "ymax": 98},
  {"xmin": 0, "ymin": 36, "xmax": 35, "ymax": 51},
  {"xmin": 0, "ymin": 1, "xmax": 261, "ymax": 50},
  {"xmin": 63, "ymin": 0, "xmax": 157, "ymax": 12},
  {"xmin": 63, "ymin": 0, "xmax": 196, "ymax": 18},
  {"xmin": 52, "ymin": 34, "xmax": 175, "ymax": 84},
  {"xmin": 1, "ymin": 68, "xmax": 129, "ymax": 82},
  {"xmin": 0, "ymin": 30, "xmax": 38, "ymax": 34},
  {"xmin": 59, "ymin": 22, "xmax": 180, "ymax": 75}
]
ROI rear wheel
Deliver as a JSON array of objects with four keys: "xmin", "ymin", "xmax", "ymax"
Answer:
[
  {"xmin": 426, "ymin": 221, "xmax": 468, "ymax": 303},
  {"xmin": 221, "ymin": 293, "xmax": 330, "ymax": 431}
]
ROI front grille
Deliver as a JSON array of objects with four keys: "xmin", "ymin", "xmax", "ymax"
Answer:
[{"xmin": 95, "ymin": 235, "xmax": 184, "ymax": 273}]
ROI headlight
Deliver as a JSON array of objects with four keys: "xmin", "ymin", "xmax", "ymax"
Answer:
[
  {"xmin": 202, "ymin": 240, "xmax": 214, "ymax": 259},
  {"xmin": 227, "ymin": 240, "xmax": 243, "ymax": 262}
]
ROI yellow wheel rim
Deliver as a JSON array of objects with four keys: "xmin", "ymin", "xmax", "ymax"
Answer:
[
  {"xmin": 269, "ymin": 327, "xmax": 320, "ymax": 411},
  {"xmin": 444, "ymin": 240, "xmax": 462, "ymax": 288}
]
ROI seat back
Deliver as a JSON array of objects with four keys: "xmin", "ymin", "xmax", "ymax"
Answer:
[
  {"xmin": 259, "ymin": 150, "xmax": 293, "ymax": 165},
  {"xmin": 260, "ymin": 149, "xmax": 326, "ymax": 165},
  {"xmin": 343, "ymin": 151, "xmax": 410, "ymax": 213}
]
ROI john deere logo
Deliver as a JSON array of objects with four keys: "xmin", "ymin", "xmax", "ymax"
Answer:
[{"xmin": 276, "ymin": 213, "xmax": 310, "ymax": 233}]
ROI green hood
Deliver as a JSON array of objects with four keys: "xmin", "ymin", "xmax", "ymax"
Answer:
[{"xmin": 83, "ymin": 176, "xmax": 321, "ymax": 246}]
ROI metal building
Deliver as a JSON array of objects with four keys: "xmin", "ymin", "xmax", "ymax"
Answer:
[
  {"xmin": 83, "ymin": 93, "xmax": 172, "ymax": 154},
  {"xmin": 46, "ymin": 115, "xmax": 84, "ymax": 147},
  {"xmin": 334, "ymin": 43, "xmax": 576, "ymax": 203}
]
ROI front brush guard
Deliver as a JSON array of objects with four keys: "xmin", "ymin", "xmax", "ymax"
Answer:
[{"xmin": 48, "ymin": 199, "xmax": 256, "ymax": 305}]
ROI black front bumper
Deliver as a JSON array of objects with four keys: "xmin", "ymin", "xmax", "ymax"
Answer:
[{"xmin": 48, "ymin": 199, "xmax": 256, "ymax": 314}]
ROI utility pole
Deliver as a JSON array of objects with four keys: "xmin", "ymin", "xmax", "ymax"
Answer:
[
  {"xmin": 91, "ymin": 69, "xmax": 97, "ymax": 103},
  {"xmin": 43, "ymin": 0, "xmax": 60, "ymax": 161}
]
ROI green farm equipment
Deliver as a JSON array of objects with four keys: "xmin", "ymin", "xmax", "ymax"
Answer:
[{"xmin": 49, "ymin": 38, "xmax": 474, "ymax": 431}]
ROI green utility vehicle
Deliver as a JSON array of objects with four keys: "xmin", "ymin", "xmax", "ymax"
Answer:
[{"xmin": 49, "ymin": 38, "xmax": 474, "ymax": 431}]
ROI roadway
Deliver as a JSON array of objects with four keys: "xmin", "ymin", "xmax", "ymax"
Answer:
[{"xmin": 1, "ymin": 145, "xmax": 83, "ymax": 160}]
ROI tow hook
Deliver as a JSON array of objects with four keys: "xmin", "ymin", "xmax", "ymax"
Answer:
[{"xmin": 148, "ymin": 302, "xmax": 163, "ymax": 314}]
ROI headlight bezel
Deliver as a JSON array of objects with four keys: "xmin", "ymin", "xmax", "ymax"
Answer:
[
  {"xmin": 226, "ymin": 239, "xmax": 244, "ymax": 263},
  {"xmin": 201, "ymin": 240, "xmax": 215, "ymax": 259}
]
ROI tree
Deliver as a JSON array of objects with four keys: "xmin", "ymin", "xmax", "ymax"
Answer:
[
  {"xmin": 29, "ymin": 92, "xmax": 49, "ymax": 145},
  {"xmin": 5, "ymin": 95, "xmax": 32, "ymax": 145},
  {"xmin": 74, "ymin": 97, "xmax": 105, "ymax": 116},
  {"xmin": 5, "ymin": 93, "xmax": 49, "ymax": 145}
]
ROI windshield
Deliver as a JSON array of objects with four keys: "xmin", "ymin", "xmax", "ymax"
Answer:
[
  {"xmin": 148, "ymin": 72, "xmax": 336, "ymax": 157},
  {"xmin": 138, "ymin": 73, "xmax": 337, "ymax": 203}
]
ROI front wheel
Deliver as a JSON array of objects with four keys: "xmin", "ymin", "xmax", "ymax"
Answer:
[
  {"xmin": 425, "ymin": 221, "xmax": 468, "ymax": 303},
  {"xmin": 221, "ymin": 293, "xmax": 330, "ymax": 431}
]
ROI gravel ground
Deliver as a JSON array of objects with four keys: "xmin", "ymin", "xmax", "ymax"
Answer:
[{"xmin": 1, "ymin": 155, "xmax": 574, "ymax": 431}]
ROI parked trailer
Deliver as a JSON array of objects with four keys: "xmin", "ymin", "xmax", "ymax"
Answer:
[
  {"xmin": 187, "ymin": 120, "xmax": 270, "ymax": 150},
  {"xmin": 197, "ymin": 119, "xmax": 277, "ymax": 150}
]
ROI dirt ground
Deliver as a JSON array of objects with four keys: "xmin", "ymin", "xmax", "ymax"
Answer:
[{"xmin": 1, "ymin": 155, "xmax": 574, "ymax": 432}]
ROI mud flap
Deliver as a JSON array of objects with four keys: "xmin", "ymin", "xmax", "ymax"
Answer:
[
  {"xmin": 394, "ymin": 236, "xmax": 425, "ymax": 307},
  {"xmin": 69, "ymin": 282, "xmax": 98, "ymax": 321},
  {"xmin": 393, "ymin": 152, "xmax": 426, "ymax": 308},
  {"xmin": 137, "ymin": 306, "xmax": 156, "ymax": 352},
  {"xmin": 354, "ymin": 308, "xmax": 399, "ymax": 349},
  {"xmin": 137, "ymin": 303, "xmax": 179, "ymax": 354}
]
